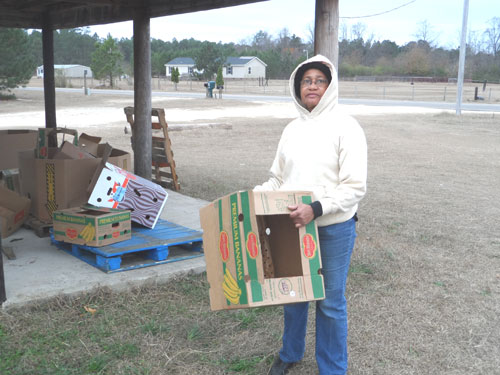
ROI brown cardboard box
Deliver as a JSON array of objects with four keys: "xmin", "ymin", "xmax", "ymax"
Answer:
[
  {"xmin": 53, "ymin": 206, "xmax": 131, "ymax": 247},
  {"xmin": 199, "ymin": 190, "xmax": 325, "ymax": 311},
  {"xmin": 0, "ymin": 185, "xmax": 31, "ymax": 238},
  {"xmin": 0, "ymin": 130, "xmax": 38, "ymax": 170},
  {"xmin": 0, "ymin": 169, "xmax": 21, "ymax": 194},
  {"xmin": 18, "ymin": 149, "xmax": 101, "ymax": 223},
  {"xmin": 36, "ymin": 128, "xmax": 79, "ymax": 159}
]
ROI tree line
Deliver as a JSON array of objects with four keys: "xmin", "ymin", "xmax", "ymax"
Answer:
[{"xmin": 1, "ymin": 18, "xmax": 500, "ymax": 92}]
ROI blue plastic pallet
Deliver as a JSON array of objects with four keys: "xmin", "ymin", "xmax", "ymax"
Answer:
[{"xmin": 50, "ymin": 219, "xmax": 203, "ymax": 273}]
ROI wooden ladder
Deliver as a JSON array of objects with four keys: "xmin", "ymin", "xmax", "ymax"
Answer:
[{"xmin": 124, "ymin": 106, "xmax": 180, "ymax": 191}]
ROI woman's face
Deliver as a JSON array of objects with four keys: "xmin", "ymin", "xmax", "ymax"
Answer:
[{"xmin": 299, "ymin": 68, "xmax": 329, "ymax": 112}]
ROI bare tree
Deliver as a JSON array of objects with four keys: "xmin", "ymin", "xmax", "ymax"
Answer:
[
  {"xmin": 414, "ymin": 20, "xmax": 438, "ymax": 46},
  {"xmin": 467, "ymin": 29, "xmax": 483, "ymax": 54},
  {"xmin": 252, "ymin": 30, "xmax": 273, "ymax": 50},
  {"xmin": 339, "ymin": 21, "xmax": 348, "ymax": 41},
  {"xmin": 350, "ymin": 22, "xmax": 366, "ymax": 40},
  {"xmin": 483, "ymin": 17, "xmax": 500, "ymax": 57},
  {"xmin": 306, "ymin": 22, "xmax": 315, "ymax": 45}
]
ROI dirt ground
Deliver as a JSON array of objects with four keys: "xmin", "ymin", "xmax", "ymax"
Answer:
[{"xmin": 1, "ymin": 88, "xmax": 499, "ymax": 374}]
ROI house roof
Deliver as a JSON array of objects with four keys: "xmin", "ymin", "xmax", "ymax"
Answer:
[
  {"xmin": 38, "ymin": 65, "xmax": 88, "ymax": 69},
  {"xmin": 225, "ymin": 56, "xmax": 267, "ymax": 66},
  {"xmin": 165, "ymin": 57, "xmax": 196, "ymax": 66}
]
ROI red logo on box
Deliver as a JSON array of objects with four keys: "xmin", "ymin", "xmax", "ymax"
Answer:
[
  {"xmin": 246, "ymin": 232, "xmax": 258, "ymax": 259},
  {"xmin": 112, "ymin": 231, "xmax": 119, "ymax": 238},
  {"xmin": 219, "ymin": 231, "xmax": 229, "ymax": 262},
  {"xmin": 14, "ymin": 209, "xmax": 25, "ymax": 223},
  {"xmin": 66, "ymin": 228, "xmax": 78, "ymax": 239},
  {"xmin": 302, "ymin": 234, "xmax": 316, "ymax": 259}
]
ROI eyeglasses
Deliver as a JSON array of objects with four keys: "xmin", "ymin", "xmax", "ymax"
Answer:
[{"xmin": 300, "ymin": 78, "xmax": 329, "ymax": 88}]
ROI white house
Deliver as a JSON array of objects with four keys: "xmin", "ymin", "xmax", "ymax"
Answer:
[
  {"xmin": 164, "ymin": 57, "xmax": 202, "ymax": 77},
  {"xmin": 36, "ymin": 64, "xmax": 93, "ymax": 78},
  {"xmin": 223, "ymin": 56, "xmax": 267, "ymax": 79}
]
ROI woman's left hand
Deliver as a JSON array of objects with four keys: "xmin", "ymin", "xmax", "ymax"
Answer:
[{"xmin": 288, "ymin": 204, "xmax": 314, "ymax": 228}]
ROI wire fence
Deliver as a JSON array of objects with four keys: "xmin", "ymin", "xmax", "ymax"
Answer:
[{"xmin": 28, "ymin": 76, "xmax": 500, "ymax": 104}]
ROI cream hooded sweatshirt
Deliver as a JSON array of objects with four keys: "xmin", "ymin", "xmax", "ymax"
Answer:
[{"xmin": 255, "ymin": 55, "xmax": 367, "ymax": 227}]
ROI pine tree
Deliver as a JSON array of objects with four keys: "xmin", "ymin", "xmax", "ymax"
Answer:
[
  {"xmin": 171, "ymin": 67, "xmax": 180, "ymax": 90},
  {"xmin": 0, "ymin": 29, "xmax": 36, "ymax": 93},
  {"xmin": 90, "ymin": 34, "xmax": 123, "ymax": 87}
]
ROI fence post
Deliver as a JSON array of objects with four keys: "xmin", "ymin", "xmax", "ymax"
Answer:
[
  {"xmin": 443, "ymin": 86, "xmax": 447, "ymax": 101},
  {"xmin": 489, "ymin": 88, "xmax": 492, "ymax": 101},
  {"xmin": 412, "ymin": 86, "xmax": 415, "ymax": 100}
]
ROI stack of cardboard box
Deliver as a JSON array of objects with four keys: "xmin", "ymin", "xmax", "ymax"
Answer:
[{"xmin": 1, "ymin": 127, "xmax": 168, "ymax": 247}]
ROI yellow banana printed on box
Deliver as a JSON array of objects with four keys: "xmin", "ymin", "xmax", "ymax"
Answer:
[
  {"xmin": 79, "ymin": 223, "xmax": 95, "ymax": 242},
  {"xmin": 222, "ymin": 268, "xmax": 242, "ymax": 305}
]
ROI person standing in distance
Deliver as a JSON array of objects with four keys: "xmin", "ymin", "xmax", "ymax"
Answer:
[{"xmin": 254, "ymin": 55, "xmax": 367, "ymax": 375}]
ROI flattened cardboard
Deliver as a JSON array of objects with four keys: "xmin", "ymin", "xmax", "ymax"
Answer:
[
  {"xmin": 200, "ymin": 190, "xmax": 325, "ymax": 311},
  {"xmin": 97, "ymin": 144, "xmax": 132, "ymax": 171},
  {"xmin": 0, "ymin": 185, "xmax": 31, "ymax": 238},
  {"xmin": 79, "ymin": 133, "xmax": 102, "ymax": 156},
  {"xmin": 87, "ymin": 157, "xmax": 167, "ymax": 229},
  {"xmin": 55, "ymin": 141, "xmax": 94, "ymax": 160},
  {"xmin": 53, "ymin": 206, "xmax": 131, "ymax": 247},
  {"xmin": 0, "ymin": 130, "xmax": 38, "ymax": 170}
]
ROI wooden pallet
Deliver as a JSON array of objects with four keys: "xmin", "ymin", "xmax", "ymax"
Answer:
[
  {"xmin": 23, "ymin": 216, "xmax": 52, "ymax": 238},
  {"xmin": 124, "ymin": 106, "xmax": 181, "ymax": 191},
  {"xmin": 50, "ymin": 219, "xmax": 203, "ymax": 273}
]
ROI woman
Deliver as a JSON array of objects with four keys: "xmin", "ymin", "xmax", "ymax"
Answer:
[{"xmin": 255, "ymin": 55, "xmax": 367, "ymax": 375}]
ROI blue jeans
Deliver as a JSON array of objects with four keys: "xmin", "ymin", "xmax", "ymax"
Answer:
[{"xmin": 279, "ymin": 218, "xmax": 357, "ymax": 375}]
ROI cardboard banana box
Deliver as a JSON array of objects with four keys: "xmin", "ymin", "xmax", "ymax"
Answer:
[
  {"xmin": 200, "ymin": 190, "xmax": 325, "ymax": 311},
  {"xmin": 53, "ymin": 206, "xmax": 131, "ymax": 247}
]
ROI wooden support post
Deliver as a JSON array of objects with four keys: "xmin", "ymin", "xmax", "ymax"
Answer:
[
  {"xmin": 42, "ymin": 14, "xmax": 57, "ymax": 146},
  {"xmin": 314, "ymin": 0, "xmax": 339, "ymax": 68},
  {"xmin": 133, "ymin": 8, "xmax": 152, "ymax": 179},
  {"xmin": 0, "ymin": 232, "xmax": 6, "ymax": 306}
]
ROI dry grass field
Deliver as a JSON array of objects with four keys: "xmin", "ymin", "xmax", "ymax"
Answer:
[{"xmin": 0, "ymin": 87, "xmax": 499, "ymax": 374}]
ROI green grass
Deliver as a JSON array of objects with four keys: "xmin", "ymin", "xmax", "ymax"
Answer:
[
  {"xmin": 0, "ymin": 273, "xmax": 284, "ymax": 374},
  {"xmin": 349, "ymin": 262, "xmax": 374, "ymax": 275}
]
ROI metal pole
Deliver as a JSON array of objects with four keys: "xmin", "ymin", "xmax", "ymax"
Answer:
[
  {"xmin": 84, "ymin": 69, "xmax": 88, "ymax": 95},
  {"xmin": 456, "ymin": 0, "xmax": 469, "ymax": 115}
]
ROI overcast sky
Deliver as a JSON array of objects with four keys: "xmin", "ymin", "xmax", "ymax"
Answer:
[{"xmin": 88, "ymin": 0, "xmax": 499, "ymax": 49}]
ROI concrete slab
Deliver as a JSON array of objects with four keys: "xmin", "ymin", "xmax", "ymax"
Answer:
[{"xmin": 1, "ymin": 189, "xmax": 208, "ymax": 310}]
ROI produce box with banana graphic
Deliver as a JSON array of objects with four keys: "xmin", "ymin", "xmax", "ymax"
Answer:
[
  {"xmin": 200, "ymin": 190, "xmax": 325, "ymax": 311},
  {"xmin": 53, "ymin": 206, "xmax": 131, "ymax": 247}
]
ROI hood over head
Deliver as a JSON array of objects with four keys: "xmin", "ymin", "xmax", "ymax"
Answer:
[{"xmin": 289, "ymin": 54, "xmax": 338, "ymax": 117}]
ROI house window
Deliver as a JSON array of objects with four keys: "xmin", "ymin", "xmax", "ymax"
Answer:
[
  {"xmin": 168, "ymin": 67, "xmax": 172, "ymax": 74},
  {"xmin": 227, "ymin": 66, "xmax": 233, "ymax": 75},
  {"xmin": 248, "ymin": 67, "xmax": 252, "ymax": 74},
  {"xmin": 188, "ymin": 67, "xmax": 193, "ymax": 74}
]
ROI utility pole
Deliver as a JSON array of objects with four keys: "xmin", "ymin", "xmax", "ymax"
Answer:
[
  {"xmin": 456, "ymin": 0, "xmax": 469, "ymax": 115},
  {"xmin": 314, "ymin": 0, "xmax": 339, "ymax": 68}
]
